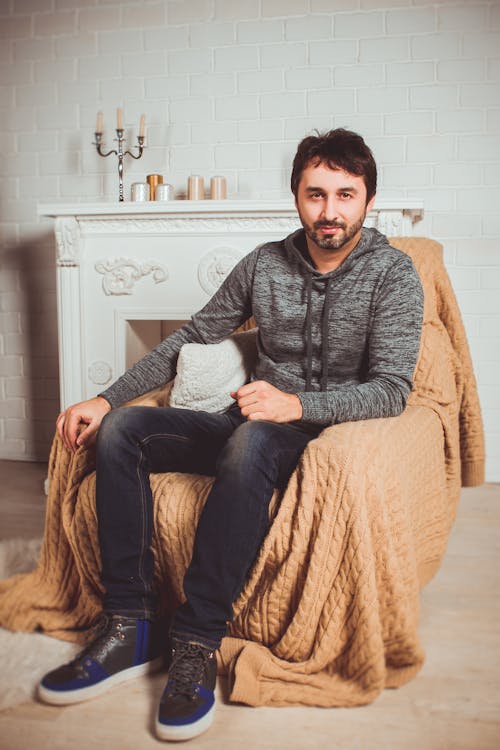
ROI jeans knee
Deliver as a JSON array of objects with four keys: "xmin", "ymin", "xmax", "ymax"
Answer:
[
  {"xmin": 96, "ymin": 407, "xmax": 140, "ymax": 456},
  {"xmin": 217, "ymin": 421, "xmax": 275, "ymax": 473}
]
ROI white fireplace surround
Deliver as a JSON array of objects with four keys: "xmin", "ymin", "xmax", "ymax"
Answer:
[{"xmin": 38, "ymin": 199, "xmax": 423, "ymax": 409}]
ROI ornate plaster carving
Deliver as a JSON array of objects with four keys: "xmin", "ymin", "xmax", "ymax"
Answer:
[
  {"xmin": 198, "ymin": 247, "xmax": 243, "ymax": 295},
  {"xmin": 88, "ymin": 361, "xmax": 113, "ymax": 386},
  {"xmin": 82, "ymin": 217, "xmax": 301, "ymax": 235},
  {"xmin": 376, "ymin": 211, "xmax": 404, "ymax": 236},
  {"xmin": 55, "ymin": 216, "xmax": 80, "ymax": 266},
  {"xmin": 95, "ymin": 258, "xmax": 168, "ymax": 296}
]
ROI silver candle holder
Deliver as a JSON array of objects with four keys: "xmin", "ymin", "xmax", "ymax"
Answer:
[{"xmin": 94, "ymin": 128, "xmax": 145, "ymax": 202}]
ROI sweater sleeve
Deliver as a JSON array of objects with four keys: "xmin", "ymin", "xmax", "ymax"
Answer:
[
  {"xmin": 99, "ymin": 249, "xmax": 258, "ymax": 408},
  {"xmin": 297, "ymin": 257, "xmax": 424, "ymax": 426}
]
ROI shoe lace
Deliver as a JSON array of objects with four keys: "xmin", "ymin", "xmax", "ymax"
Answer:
[
  {"xmin": 167, "ymin": 642, "xmax": 213, "ymax": 698},
  {"xmin": 70, "ymin": 614, "xmax": 123, "ymax": 669}
]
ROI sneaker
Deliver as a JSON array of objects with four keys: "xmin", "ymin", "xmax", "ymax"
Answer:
[
  {"xmin": 156, "ymin": 638, "xmax": 217, "ymax": 742},
  {"xmin": 38, "ymin": 614, "xmax": 163, "ymax": 705}
]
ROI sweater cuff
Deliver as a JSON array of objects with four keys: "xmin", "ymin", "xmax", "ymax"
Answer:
[
  {"xmin": 97, "ymin": 388, "xmax": 121, "ymax": 409},
  {"xmin": 297, "ymin": 392, "xmax": 333, "ymax": 426},
  {"xmin": 461, "ymin": 460, "xmax": 485, "ymax": 487}
]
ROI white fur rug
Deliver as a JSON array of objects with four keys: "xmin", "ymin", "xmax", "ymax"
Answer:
[{"xmin": 0, "ymin": 537, "xmax": 80, "ymax": 711}]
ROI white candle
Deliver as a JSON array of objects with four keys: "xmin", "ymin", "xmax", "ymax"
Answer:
[
  {"xmin": 117, "ymin": 107, "xmax": 124, "ymax": 130},
  {"xmin": 96, "ymin": 111, "xmax": 103, "ymax": 134},
  {"xmin": 139, "ymin": 114, "xmax": 146, "ymax": 138}
]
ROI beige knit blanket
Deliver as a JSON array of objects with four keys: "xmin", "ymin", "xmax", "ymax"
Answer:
[{"xmin": 0, "ymin": 237, "xmax": 485, "ymax": 708}]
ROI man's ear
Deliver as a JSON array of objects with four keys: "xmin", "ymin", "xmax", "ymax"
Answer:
[{"xmin": 366, "ymin": 193, "xmax": 376, "ymax": 214}]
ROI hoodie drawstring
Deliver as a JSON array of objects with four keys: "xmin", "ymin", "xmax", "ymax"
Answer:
[
  {"xmin": 305, "ymin": 275, "xmax": 332, "ymax": 392},
  {"xmin": 320, "ymin": 278, "xmax": 332, "ymax": 391},
  {"xmin": 305, "ymin": 274, "xmax": 313, "ymax": 391}
]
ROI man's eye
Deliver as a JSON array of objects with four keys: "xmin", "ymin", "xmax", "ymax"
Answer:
[{"xmin": 341, "ymin": 193, "xmax": 352, "ymax": 199}]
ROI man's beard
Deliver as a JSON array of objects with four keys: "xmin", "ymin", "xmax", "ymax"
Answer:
[{"xmin": 301, "ymin": 214, "xmax": 365, "ymax": 251}]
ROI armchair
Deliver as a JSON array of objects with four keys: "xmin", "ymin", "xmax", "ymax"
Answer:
[{"xmin": 0, "ymin": 237, "xmax": 484, "ymax": 708}]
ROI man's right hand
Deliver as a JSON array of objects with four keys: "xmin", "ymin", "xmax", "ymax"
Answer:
[{"xmin": 56, "ymin": 396, "xmax": 112, "ymax": 453}]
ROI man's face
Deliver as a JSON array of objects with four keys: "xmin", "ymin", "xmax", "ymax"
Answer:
[{"xmin": 295, "ymin": 161, "xmax": 375, "ymax": 257}]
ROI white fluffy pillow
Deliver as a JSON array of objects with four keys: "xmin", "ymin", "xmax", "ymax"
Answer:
[{"xmin": 169, "ymin": 329, "xmax": 258, "ymax": 413}]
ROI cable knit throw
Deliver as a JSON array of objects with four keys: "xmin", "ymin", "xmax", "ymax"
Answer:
[{"xmin": 0, "ymin": 237, "xmax": 484, "ymax": 708}]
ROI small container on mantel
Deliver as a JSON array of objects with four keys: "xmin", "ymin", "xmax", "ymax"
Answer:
[
  {"xmin": 187, "ymin": 175, "xmax": 205, "ymax": 200},
  {"xmin": 210, "ymin": 175, "xmax": 227, "ymax": 200},
  {"xmin": 131, "ymin": 182, "xmax": 149, "ymax": 202},
  {"xmin": 155, "ymin": 183, "xmax": 175, "ymax": 201},
  {"xmin": 147, "ymin": 174, "xmax": 163, "ymax": 201}
]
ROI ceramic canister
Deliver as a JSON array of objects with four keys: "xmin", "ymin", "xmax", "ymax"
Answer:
[
  {"xmin": 187, "ymin": 175, "xmax": 205, "ymax": 200},
  {"xmin": 131, "ymin": 182, "xmax": 149, "ymax": 201},
  {"xmin": 147, "ymin": 174, "xmax": 163, "ymax": 200},
  {"xmin": 155, "ymin": 183, "xmax": 175, "ymax": 200},
  {"xmin": 210, "ymin": 175, "xmax": 227, "ymax": 199}
]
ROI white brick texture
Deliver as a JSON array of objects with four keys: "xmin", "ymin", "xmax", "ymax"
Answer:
[
  {"xmin": 334, "ymin": 11, "xmax": 384, "ymax": 39},
  {"xmin": 0, "ymin": 0, "xmax": 499, "ymax": 481}
]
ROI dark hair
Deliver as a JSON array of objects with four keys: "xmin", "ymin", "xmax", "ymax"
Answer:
[{"xmin": 290, "ymin": 128, "xmax": 377, "ymax": 204}]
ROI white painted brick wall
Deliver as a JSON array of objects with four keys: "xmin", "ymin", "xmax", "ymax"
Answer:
[{"xmin": 0, "ymin": 0, "xmax": 498, "ymax": 482}]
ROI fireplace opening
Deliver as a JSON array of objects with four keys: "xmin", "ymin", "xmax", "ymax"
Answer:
[{"xmin": 125, "ymin": 319, "xmax": 188, "ymax": 369}]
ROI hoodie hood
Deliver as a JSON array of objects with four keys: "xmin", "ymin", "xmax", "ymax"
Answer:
[{"xmin": 284, "ymin": 227, "xmax": 392, "ymax": 391}]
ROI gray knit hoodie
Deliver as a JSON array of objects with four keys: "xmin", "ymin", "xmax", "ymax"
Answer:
[{"xmin": 100, "ymin": 227, "xmax": 424, "ymax": 427}]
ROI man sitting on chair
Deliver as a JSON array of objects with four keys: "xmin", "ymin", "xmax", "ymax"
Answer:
[{"xmin": 38, "ymin": 128, "xmax": 423, "ymax": 742}]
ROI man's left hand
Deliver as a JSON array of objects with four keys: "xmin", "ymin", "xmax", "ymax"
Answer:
[{"xmin": 231, "ymin": 381, "xmax": 303, "ymax": 423}]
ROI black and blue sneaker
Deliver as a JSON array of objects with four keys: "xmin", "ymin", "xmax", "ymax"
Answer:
[
  {"xmin": 156, "ymin": 638, "xmax": 217, "ymax": 741},
  {"xmin": 38, "ymin": 614, "xmax": 163, "ymax": 705}
]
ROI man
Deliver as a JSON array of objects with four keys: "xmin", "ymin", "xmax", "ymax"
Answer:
[{"xmin": 38, "ymin": 129, "xmax": 424, "ymax": 741}]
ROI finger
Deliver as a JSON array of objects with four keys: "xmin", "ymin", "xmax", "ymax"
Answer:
[
  {"xmin": 76, "ymin": 421, "xmax": 98, "ymax": 448},
  {"xmin": 65, "ymin": 412, "xmax": 84, "ymax": 453},
  {"xmin": 236, "ymin": 393, "xmax": 260, "ymax": 409},
  {"xmin": 240, "ymin": 399, "xmax": 266, "ymax": 418},
  {"xmin": 59, "ymin": 412, "xmax": 73, "ymax": 452},
  {"xmin": 235, "ymin": 383, "xmax": 258, "ymax": 398},
  {"xmin": 56, "ymin": 412, "xmax": 65, "ymax": 438}
]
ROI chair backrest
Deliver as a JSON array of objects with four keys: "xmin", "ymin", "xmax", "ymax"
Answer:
[
  {"xmin": 388, "ymin": 236, "xmax": 444, "ymax": 326},
  {"xmin": 389, "ymin": 236, "xmax": 477, "ymax": 417}
]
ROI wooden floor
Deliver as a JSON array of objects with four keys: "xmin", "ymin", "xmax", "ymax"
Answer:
[
  {"xmin": 0, "ymin": 459, "xmax": 499, "ymax": 750},
  {"xmin": 0, "ymin": 460, "xmax": 48, "ymax": 541}
]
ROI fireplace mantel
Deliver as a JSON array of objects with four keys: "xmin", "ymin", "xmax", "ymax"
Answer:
[
  {"xmin": 39, "ymin": 197, "xmax": 422, "ymax": 218},
  {"xmin": 38, "ymin": 198, "xmax": 423, "ymax": 408}
]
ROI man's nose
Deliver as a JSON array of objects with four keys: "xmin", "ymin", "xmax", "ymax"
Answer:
[{"xmin": 321, "ymin": 196, "xmax": 339, "ymax": 222}]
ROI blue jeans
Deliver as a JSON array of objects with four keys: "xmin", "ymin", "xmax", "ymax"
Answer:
[{"xmin": 95, "ymin": 403, "xmax": 321, "ymax": 649}]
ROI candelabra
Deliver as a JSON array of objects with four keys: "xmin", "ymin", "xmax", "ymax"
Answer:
[{"xmin": 94, "ymin": 127, "xmax": 145, "ymax": 202}]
